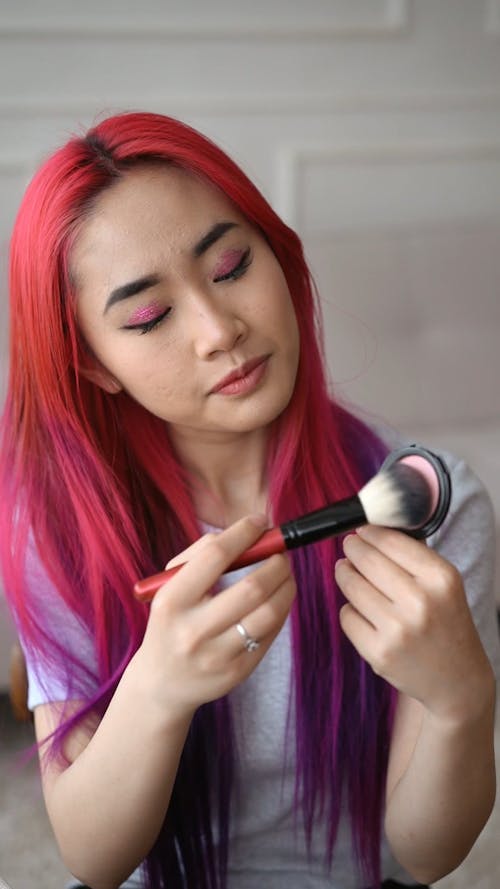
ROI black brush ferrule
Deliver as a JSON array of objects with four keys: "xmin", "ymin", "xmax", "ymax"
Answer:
[{"xmin": 281, "ymin": 495, "xmax": 367, "ymax": 549}]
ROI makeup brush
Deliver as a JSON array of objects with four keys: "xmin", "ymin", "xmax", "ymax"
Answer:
[{"xmin": 133, "ymin": 445, "xmax": 451, "ymax": 603}]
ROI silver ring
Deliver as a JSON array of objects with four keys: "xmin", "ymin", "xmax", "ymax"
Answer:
[{"xmin": 235, "ymin": 621, "xmax": 260, "ymax": 652}]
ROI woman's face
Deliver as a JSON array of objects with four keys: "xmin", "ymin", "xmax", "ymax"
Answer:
[{"xmin": 72, "ymin": 164, "xmax": 300, "ymax": 446}]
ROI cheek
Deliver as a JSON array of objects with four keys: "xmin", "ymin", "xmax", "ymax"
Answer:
[
  {"xmin": 76, "ymin": 310, "xmax": 123, "ymax": 373},
  {"xmin": 272, "ymin": 284, "xmax": 300, "ymax": 351},
  {"xmin": 119, "ymin": 349, "xmax": 189, "ymax": 405},
  {"xmin": 254, "ymin": 259, "xmax": 297, "ymax": 327}
]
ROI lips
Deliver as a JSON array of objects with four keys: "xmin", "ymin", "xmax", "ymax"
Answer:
[{"xmin": 210, "ymin": 355, "xmax": 269, "ymax": 395}]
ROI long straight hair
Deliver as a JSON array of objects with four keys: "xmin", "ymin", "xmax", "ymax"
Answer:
[{"xmin": 0, "ymin": 112, "xmax": 394, "ymax": 887}]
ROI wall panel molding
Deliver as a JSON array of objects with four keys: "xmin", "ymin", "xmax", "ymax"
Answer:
[
  {"xmin": 275, "ymin": 140, "xmax": 500, "ymax": 228},
  {"xmin": 485, "ymin": 0, "xmax": 500, "ymax": 34},
  {"xmin": 0, "ymin": 0, "xmax": 410, "ymax": 40},
  {"xmin": 2, "ymin": 90, "xmax": 500, "ymax": 118}
]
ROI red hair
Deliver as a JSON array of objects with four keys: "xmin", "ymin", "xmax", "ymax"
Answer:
[{"xmin": 0, "ymin": 112, "xmax": 394, "ymax": 887}]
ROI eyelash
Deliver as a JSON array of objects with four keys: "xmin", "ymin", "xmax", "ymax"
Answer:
[
  {"xmin": 137, "ymin": 308, "xmax": 171, "ymax": 335},
  {"xmin": 124, "ymin": 308, "xmax": 172, "ymax": 335},
  {"xmin": 213, "ymin": 247, "xmax": 252, "ymax": 283},
  {"xmin": 126, "ymin": 248, "xmax": 252, "ymax": 334}
]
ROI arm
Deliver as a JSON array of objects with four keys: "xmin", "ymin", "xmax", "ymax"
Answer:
[
  {"xmin": 385, "ymin": 685, "xmax": 495, "ymax": 884},
  {"xmin": 335, "ymin": 520, "xmax": 497, "ymax": 884},
  {"xmin": 35, "ymin": 515, "xmax": 296, "ymax": 889},
  {"xmin": 36, "ymin": 676, "xmax": 192, "ymax": 889}
]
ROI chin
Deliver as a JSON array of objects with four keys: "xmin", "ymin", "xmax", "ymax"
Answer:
[{"xmin": 231, "ymin": 393, "xmax": 293, "ymax": 433}]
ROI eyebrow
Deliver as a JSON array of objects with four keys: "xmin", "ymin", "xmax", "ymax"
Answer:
[
  {"xmin": 104, "ymin": 274, "xmax": 161, "ymax": 314},
  {"xmin": 193, "ymin": 220, "xmax": 238, "ymax": 257},
  {"xmin": 103, "ymin": 220, "xmax": 238, "ymax": 314}
]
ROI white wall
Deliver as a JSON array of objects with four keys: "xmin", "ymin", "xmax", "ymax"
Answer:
[{"xmin": 1, "ymin": 0, "xmax": 500, "ymax": 684}]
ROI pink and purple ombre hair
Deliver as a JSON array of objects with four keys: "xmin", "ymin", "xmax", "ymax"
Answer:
[{"xmin": 0, "ymin": 112, "xmax": 394, "ymax": 888}]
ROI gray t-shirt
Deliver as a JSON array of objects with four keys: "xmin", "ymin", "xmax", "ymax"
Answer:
[{"xmin": 23, "ymin": 449, "xmax": 500, "ymax": 889}]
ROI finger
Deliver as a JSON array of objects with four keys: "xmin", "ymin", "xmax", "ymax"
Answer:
[
  {"xmin": 339, "ymin": 602, "xmax": 378, "ymax": 661},
  {"xmin": 165, "ymin": 532, "xmax": 217, "ymax": 568},
  {"xmin": 221, "ymin": 570, "xmax": 296, "ymax": 656},
  {"xmin": 342, "ymin": 533, "xmax": 415, "ymax": 601},
  {"xmin": 335, "ymin": 558, "xmax": 392, "ymax": 628},
  {"xmin": 356, "ymin": 524, "xmax": 442, "ymax": 578},
  {"xmin": 152, "ymin": 514, "xmax": 269, "ymax": 609},
  {"xmin": 357, "ymin": 525, "xmax": 463, "ymax": 600},
  {"xmin": 203, "ymin": 554, "xmax": 292, "ymax": 636}
]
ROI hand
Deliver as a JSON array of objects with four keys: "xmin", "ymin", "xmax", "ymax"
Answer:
[
  {"xmin": 133, "ymin": 515, "xmax": 296, "ymax": 720},
  {"xmin": 335, "ymin": 525, "xmax": 494, "ymax": 724}
]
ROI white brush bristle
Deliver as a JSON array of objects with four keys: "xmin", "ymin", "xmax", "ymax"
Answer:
[{"xmin": 358, "ymin": 463, "xmax": 433, "ymax": 529}]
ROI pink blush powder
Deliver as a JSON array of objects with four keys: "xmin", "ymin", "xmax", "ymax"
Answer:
[{"xmin": 400, "ymin": 455, "xmax": 440, "ymax": 517}]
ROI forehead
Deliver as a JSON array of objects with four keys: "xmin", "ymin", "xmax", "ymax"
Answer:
[{"xmin": 70, "ymin": 164, "xmax": 240, "ymax": 278}]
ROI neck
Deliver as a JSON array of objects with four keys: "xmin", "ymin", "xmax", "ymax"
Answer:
[{"xmin": 168, "ymin": 426, "xmax": 269, "ymax": 527}]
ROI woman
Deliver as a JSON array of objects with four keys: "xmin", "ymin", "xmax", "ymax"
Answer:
[{"xmin": 1, "ymin": 111, "xmax": 498, "ymax": 889}]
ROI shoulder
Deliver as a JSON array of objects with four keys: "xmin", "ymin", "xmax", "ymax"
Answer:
[
  {"xmin": 19, "ymin": 534, "xmax": 98, "ymax": 710},
  {"xmin": 401, "ymin": 444, "xmax": 500, "ymax": 679},
  {"xmin": 368, "ymin": 425, "xmax": 494, "ymax": 550},
  {"xmin": 426, "ymin": 448, "xmax": 496, "ymax": 609},
  {"xmin": 419, "ymin": 447, "xmax": 494, "ymax": 565}
]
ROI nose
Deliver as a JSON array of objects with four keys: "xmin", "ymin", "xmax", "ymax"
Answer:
[{"xmin": 190, "ymin": 295, "xmax": 247, "ymax": 359}]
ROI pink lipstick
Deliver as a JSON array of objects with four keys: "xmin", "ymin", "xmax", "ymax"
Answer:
[{"xmin": 210, "ymin": 356, "xmax": 269, "ymax": 396}]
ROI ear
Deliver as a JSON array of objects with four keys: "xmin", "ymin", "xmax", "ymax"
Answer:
[{"xmin": 79, "ymin": 359, "xmax": 123, "ymax": 395}]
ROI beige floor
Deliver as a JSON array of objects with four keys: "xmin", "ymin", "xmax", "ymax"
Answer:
[{"xmin": 1, "ymin": 693, "xmax": 499, "ymax": 889}]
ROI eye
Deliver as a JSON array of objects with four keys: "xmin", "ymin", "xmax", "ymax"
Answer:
[
  {"xmin": 123, "ymin": 307, "xmax": 171, "ymax": 335},
  {"xmin": 213, "ymin": 247, "xmax": 252, "ymax": 283}
]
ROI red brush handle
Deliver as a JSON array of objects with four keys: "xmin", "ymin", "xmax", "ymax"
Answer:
[{"xmin": 133, "ymin": 526, "xmax": 286, "ymax": 603}]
